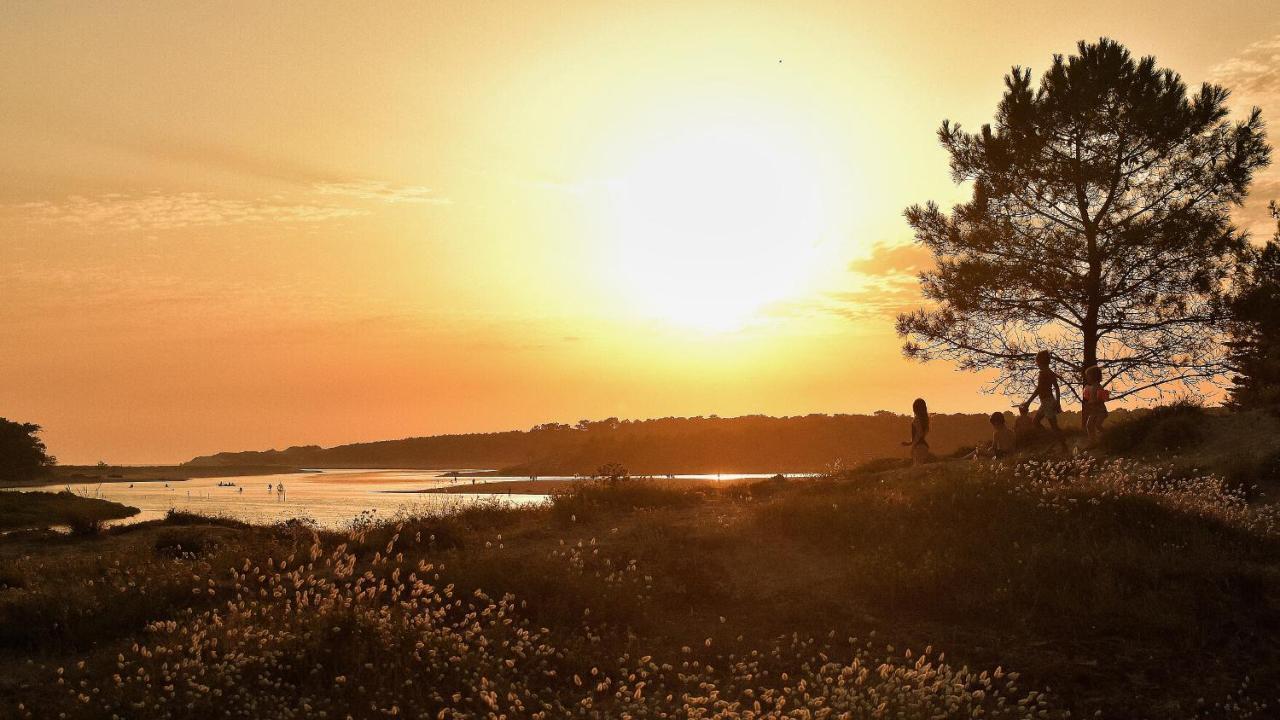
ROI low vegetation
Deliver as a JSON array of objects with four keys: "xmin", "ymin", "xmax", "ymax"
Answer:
[
  {"xmin": 4, "ymin": 441, "xmax": 1279, "ymax": 719},
  {"xmin": 1101, "ymin": 404, "xmax": 1280, "ymax": 487}
]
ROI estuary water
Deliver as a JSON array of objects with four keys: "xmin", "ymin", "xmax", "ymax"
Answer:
[{"xmin": 12, "ymin": 469, "xmax": 792, "ymax": 530}]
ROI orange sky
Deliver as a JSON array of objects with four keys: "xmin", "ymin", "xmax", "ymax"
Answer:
[{"xmin": 3, "ymin": 1, "xmax": 1279, "ymax": 464}]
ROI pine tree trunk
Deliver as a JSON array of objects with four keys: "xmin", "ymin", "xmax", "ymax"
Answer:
[{"xmin": 1083, "ymin": 227, "xmax": 1101, "ymax": 380}]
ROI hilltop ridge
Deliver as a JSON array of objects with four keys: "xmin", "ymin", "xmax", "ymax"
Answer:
[{"xmin": 185, "ymin": 411, "xmax": 1062, "ymax": 474}]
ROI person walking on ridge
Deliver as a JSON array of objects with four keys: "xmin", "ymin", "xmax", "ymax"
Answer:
[
  {"xmin": 1020, "ymin": 350, "xmax": 1068, "ymax": 452},
  {"xmin": 902, "ymin": 398, "xmax": 931, "ymax": 466}
]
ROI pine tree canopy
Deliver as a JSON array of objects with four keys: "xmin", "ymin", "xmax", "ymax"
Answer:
[{"xmin": 899, "ymin": 38, "xmax": 1271, "ymax": 400}]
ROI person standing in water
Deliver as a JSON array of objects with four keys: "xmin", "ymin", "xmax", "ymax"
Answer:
[
  {"xmin": 902, "ymin": 398, "xmax": 931, "ymax": 465},
  {"xmin": 1020, "ymin": 350, "xmax": 1068, "ymax": 452}
]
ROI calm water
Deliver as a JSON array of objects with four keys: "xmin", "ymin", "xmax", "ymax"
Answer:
[{"xmin": 12, "ymin": 469, "xmax": 795, "ymax": 530}]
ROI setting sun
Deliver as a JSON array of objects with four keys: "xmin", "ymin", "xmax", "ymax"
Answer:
[{"xmin": 606, "ymin": 112, "xmax": 831, "ymax": 330}]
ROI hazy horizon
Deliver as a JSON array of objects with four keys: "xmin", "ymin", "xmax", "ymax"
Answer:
[{"xmin": 4, "ymin": 1, "xmax": 1279, "ymax": 464}]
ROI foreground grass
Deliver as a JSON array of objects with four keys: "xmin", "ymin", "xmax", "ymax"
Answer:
[
  {"xmin": 2, "ymin": 457, "xmax": 1278, "ymax": 718},
  {"xmin": 0, "ymin": 491, "xmax": 138, "ymax": 533}
]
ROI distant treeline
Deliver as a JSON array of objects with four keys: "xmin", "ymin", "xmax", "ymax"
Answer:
[{"xmin": 184, "ymin": 411, "xmax": 1114, "ymax": 475}]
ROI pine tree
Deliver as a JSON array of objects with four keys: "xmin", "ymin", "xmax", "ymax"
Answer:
[
  {"xmin": 898, "ymin": 39, "xmax": 1271, "ymax": 400},
  {"xmin": 1227, "ymin": 202, "xmax": 1280, "ymax": 409},
  {"xmin": 0, "ymin": 418, "xmax": 56, "ymax": 481}
]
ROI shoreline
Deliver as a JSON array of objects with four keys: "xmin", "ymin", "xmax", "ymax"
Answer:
[
  {"xmin": 1, "ymin": 465, "xmax": 301, "ymax": 489},
  {"xmin": 387, "ymin": 476, "xmax": 760, "ymax": 495}
]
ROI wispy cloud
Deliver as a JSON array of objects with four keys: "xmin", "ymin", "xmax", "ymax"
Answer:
[
  {"xmin": 1212, "ymin": 32, "xmax": 1280, "ymax": 235},
  {"xmin": 313, "ymin": 180, "xmax": 451, "ymax": 204},
  {"xmin": 10, "ymin": 191, "xmax": 365, "ymax": 232},
  {"xmin": 847, "ymin": 241, "xmax": 933, "ymax": 277},
  {"xmin": 5, "ymin": 178, "xmax": 451, "ymax": 232},
  {"xmin": 822, "ymin": 276, "xmax": 924, "ymax": 321},
  {"xmin": 1211, "ymin": 33, "xmax": 1280, "ymax": 105},
  {"xmin": 808, "ymin": 241, "xmax": 932, "ymax": 321},
  {"xmin": 765, "ymin": 241, "xmax": 930, "ymax": 324}
]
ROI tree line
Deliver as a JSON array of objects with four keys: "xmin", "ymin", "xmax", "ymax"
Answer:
[{"xmin": 188, "ymin": 412, "xmax": 1018, "ymax": 474}]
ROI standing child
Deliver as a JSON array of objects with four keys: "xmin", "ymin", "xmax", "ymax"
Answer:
[
  {"xmin": 1081, "ymin": 365, "xmax": 1110, "ymax": 444},
  {"xmin": 902, "ymin": 398, "xmax": 931, "ymax": 466},
  {"xmin": 1020, "ymin": 350, "xmax": 1068, "ymax": 452}
]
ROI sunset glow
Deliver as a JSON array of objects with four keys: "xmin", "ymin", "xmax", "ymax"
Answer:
[
  {"xmin": 607, "ymin": 112, "xmax": 831, "ymax": 330},
  {"xmin": 1, "ymin": 1, "xmax": 1278, "ymax": 463},
  {"xmin": 9, "ymin": 7, "xmax": 1280, "ymax": 718}
]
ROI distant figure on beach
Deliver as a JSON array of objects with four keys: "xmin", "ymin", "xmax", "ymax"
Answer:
[
  {"xmin": 1020, "ymin": 351, "xmax": 1068, "ymax": 452},
  {"xmin": 971, "ymin": 412, "xmax": 1016, "ymax": 459},
  {"xmin": 902, "ymin": 398, "xmax": 931, "ymax": 465},
  {"xmin": 238, "ymin": 486, "xmax": 244, "ymax": 494},
  {"xmin": 276, "ymin": 482, "xmax": 285, "ymax": 500},
  {"xmin": 1081, "ymin": 365, "xmax": 1110, "ymax": 445}
]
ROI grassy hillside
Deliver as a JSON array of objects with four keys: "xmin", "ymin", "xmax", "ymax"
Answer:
[
  {"xmin": 4, "ymin": 451, "xmax": 1278, "ymax": 718},
  {"xmin": 1100, "ymin": 405, "xmax": 1280, "ymax": 488}
]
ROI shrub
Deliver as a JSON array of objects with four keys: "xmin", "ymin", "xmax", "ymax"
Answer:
[
  {"xmin": 1100, "ymin": 400, "xmax": 1207, "ymax": 454},
  {"xmin": 64, "ymin": 511, "xmax": 105, "ymax": 537},
  {"xmin": 162, "ymin": 509, "xmax": 250, "ymax": 529},
  {"xmin": 594, "ymin": 462, "xmax": 629, "ymax": 482},
  {"xmin": 741, "ymin": 473, "xmax": 791, "ymax": 498},
  {"xmin": 550, "ymin": 478, "xmax": 700, "ymax": 522}
]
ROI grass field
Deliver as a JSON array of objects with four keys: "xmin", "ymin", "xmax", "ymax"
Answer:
[{"xmin": 3, "ymin": 443, "xmax": 1279, "ymax": 718}]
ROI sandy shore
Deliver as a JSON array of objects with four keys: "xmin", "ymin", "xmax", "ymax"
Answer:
[{"xmin": 390, "ymin": 477, "xmax": 758, "ymax": 495}]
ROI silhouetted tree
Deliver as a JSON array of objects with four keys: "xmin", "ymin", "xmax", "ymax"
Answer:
[
  {"xmin": 1227, "ymin": 202, "xmax": 1280, "ymax": 409},
  {"xmin": 899, "ymin": 39, "xmax": 1271, "ymax": 400},
  {"xmin": 0, "ymin": 418, "xmax": 56, "ymax": 481}
]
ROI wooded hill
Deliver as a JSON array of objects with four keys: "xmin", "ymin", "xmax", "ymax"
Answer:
[{"xmin": 184, "ymin": 411, "xmax": 1090, "ymax": 474}]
